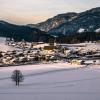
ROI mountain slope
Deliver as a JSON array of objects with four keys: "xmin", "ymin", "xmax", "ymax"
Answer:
[
  {"xmin": 49, "ymin": 7, "xmax": 100, "ymax": 35},
  {"xmin": 0, "ymin": 20, "xmax": 49, "ymax": 42},
  {"xmin": 28, "ymin": 7, "xmax": 100, "ymax": 36},
  {"xmin": 27, "ymin": 13, "xmax": 78, "ymax": 32}
]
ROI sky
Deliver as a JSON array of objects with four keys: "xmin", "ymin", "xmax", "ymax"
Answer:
[{"xmin": 0, "ymin": 0, "xmax": 100, "ymax": 25}]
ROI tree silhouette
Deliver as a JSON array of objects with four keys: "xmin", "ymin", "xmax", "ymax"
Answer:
[{"xmin": 11, "ymin": 70, "xmax": 24, "ymax": 86}]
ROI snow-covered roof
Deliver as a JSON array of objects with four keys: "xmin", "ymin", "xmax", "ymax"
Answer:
[
  {"xmin": 95, "ymin": 28, "xmax": 100, "ymax": 33},
  {"xmin": 77, "ymin": 28, "xmax": 85, "ymax": 33}
]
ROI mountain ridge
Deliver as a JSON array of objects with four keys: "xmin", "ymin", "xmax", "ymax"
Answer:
[{"xmin": 28, "ymin": 7, "xmax": 100, "ymax": 36}]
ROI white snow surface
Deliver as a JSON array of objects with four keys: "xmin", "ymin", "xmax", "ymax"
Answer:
[
  {"xmin": 95, "ymin": 28, "xmax": 100, "ymax": 33},
  {"xmin": 61, "ymin": 42, "xmax": 100, "ymax": 53},
  {"xmin": 79, "ymin": 43, "xmax": 100, "ymax": 52},
  {"xmin": 0, "ymin": 37, "xmax": 15, "ymax": 52},
  {"xmin": 77, "ymin": 28, "xmax": 85, "ymax": 33},
  {"xmin": 0, "ymin": 63, "xmax": 100, "ymax": 100}
]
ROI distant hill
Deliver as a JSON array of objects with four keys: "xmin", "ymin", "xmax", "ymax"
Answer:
[{"xmin": 0, "ymin": 20, "xmax": 50, "ymax": 42}]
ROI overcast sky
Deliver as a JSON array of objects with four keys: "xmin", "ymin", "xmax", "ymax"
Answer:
[{"xmin": 0, "ymin": 0, "xmax": 100, "ymax": 25}]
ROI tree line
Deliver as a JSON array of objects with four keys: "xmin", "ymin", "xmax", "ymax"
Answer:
[{"xmin": 56, "ymin": 32, "xmax": 100, "ymax": 44}]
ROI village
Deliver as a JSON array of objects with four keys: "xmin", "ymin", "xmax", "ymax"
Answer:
[{"xmin": 0, "ymin": 37, "xmax": 100, "ymax": 66}]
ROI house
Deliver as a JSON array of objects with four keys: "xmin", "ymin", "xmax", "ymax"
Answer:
[
  {"xmin": 43, "ymin": 46, "xmax": 57, "ymax": 50},
  {"xmin": 70, "ymin": 59, "xmax": 84, "ymax": 65},
  {"xmin": 42, "ymin": 46, "xmax": 57, "ymax": 55}
]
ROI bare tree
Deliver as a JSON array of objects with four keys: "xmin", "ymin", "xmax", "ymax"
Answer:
[{"xmin": 11, "ymin": 70, "xmax": 24, "ymax": 86}]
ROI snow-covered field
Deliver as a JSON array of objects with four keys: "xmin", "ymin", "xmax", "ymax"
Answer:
[{"xmin": 0, "ymin": 63, "xmax": 100, "ymax": 100}]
